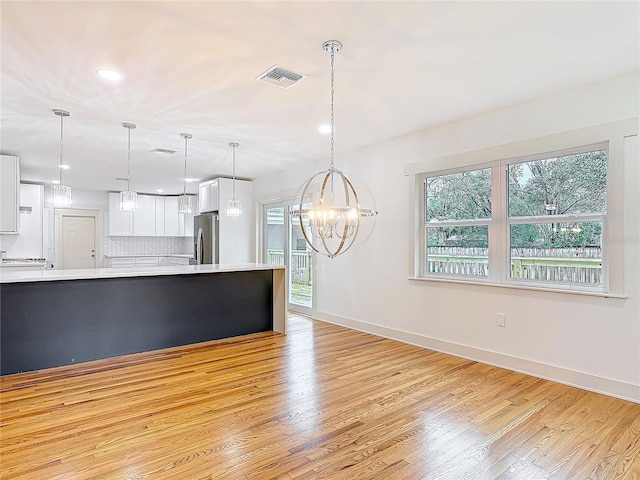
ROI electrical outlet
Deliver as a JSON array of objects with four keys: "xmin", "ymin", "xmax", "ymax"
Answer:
[{"xmin": 496, "ymin": 313, "xmax": 506, "ymax": 327}]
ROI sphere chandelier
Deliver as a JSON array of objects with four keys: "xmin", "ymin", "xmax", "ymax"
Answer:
[{"xmin": 290, "ymin": 40, "xmax": 378, "ymax": 258}]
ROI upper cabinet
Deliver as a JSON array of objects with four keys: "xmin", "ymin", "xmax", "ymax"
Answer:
[
  {"xmin": 108, "ymin": 193, "xmax": 133, "ymax": 236},
  {"xmin": 0, "ymin": 155, "xmax": 20, "ymax": 234},
  {"xmin": 108, "ymin": 193, "xmax": 195, "ymax": 237},
  {"xmin": 133, "ymin": 195, "xmax": 156, "ymax": 236},
  {"xmin": 198, "ymin": 179, "xmax": 219, "ymax": 213}
]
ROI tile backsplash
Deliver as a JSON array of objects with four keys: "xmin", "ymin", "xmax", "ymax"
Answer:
[{"xmin": 105, "ymin": 236, "xmax": 193, "ymax": 256}]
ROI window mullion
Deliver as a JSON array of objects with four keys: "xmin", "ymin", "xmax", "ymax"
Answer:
[{"xmin": 487, "ymin": 162, "xmax": 505, "ymax": 284}]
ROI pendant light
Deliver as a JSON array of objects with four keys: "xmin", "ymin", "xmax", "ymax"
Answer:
[
  {"xmin": 226, "ymin": 142, "xmax": 242, "ymax": 217},
  {"xmin": 290, "ymin": 40, "xmax": 378, "ymax": 258},
  {"xmin": 178, "ymin": 133, "xmax": 193, "ymax": 214},
  {"xmin": 50, "ymin": 109, "xmax": 72, "ymax": 207},
  {"xmin": 119, "ymin": 122, "xmax": 137, "ymax": 212}
]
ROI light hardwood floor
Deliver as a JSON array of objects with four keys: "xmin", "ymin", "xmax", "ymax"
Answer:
[{"xmin": 1, "ymin": 313, "xmax": 639, "ymax": 479}]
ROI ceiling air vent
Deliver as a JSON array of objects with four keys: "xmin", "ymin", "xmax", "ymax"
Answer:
[
  {"xmin": 256, "ymin": 65, "xmax": 305, "ymax": 89},
  {"xmin": 151, "ymin": 148, "xmax": 176, "ymax": 155}
]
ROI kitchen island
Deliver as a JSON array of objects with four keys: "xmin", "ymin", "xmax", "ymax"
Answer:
[{"xmin": 0, "ymin": 263, "xmax": 286, "ymax": 375}]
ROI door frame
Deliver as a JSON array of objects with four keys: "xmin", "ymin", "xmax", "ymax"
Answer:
[
  {"xmin": 260, "ymin": 199, "xmax": 315, "ymax": 316},
  {"xmin": 54, "ymin": 208, "xmax": 100, "ymax": 270}
]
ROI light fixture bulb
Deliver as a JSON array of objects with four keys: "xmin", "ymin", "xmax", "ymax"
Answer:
[
  {"xmin": 318, "ymin": 125, "xmax": 331, "ymax": 134},
  {"xmin": 96, "ymin": 68, "xmax": 122, "ymax": 81}
]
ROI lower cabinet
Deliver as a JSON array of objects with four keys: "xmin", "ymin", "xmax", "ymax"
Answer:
[
  {"xmin": 107, "ymin": 256, "xmax": 191, "ymax": 268},
  {"xmin": 135, "ymin": 257, "xmax": 159, "ymax": 267}
]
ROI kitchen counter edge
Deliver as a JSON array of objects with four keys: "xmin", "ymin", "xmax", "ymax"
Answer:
[{"xmin": 0, "ymin": 263, "xmax": 285, "ymax": 283}]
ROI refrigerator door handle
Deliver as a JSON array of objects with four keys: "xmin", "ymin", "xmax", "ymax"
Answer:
[{"xmin": 196, "ymin": 227, "xmax": 203, "ymax": 264}]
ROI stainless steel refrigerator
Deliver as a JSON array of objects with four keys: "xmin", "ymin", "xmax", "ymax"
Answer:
[{"xmin": 194, "ymin": 213, "xmax": 219, "ymax": 264}]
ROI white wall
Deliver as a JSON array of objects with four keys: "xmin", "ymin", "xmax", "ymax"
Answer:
[{"xmin": 254, "ymin": 73, "xmax": 640, "ymax": 402}]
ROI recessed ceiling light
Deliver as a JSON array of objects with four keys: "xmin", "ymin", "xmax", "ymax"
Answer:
[
  {"xmin": 155, "ymin": 189, "xmax": 164, "ymax": 193},
  {"xmin": 318, "ymin": 124, "xmax": 331, "ymax": 134},
  {"xmin": 184, "ymin": 178, "xmax": 198, "ymax": 183},
  {"xmin": 51, "ymin": 179, "xmax": 60, "ymax": 185},
  {"xmin": 59, "ymin": 164, "xmax": 70, "ymax": 170},
  {"xmin": 96, "ymin": 68, "xmax": 122, "ymax": 81}
]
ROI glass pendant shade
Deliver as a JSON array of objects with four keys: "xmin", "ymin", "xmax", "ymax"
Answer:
[
  {"xmin": 51, "ymin": 184, "xmax": 72, "ymax": 207},
  {"xmin": 119, "ymin": 122, "xmax": 138, "ymax": 212},
  {"xmin": 178, "ymin": 194, "xmax": 192, "ymax": 214},
  {"xmin": 227, "ymin": 141, "xmax": 242, "ymax": 217},
  {"xmin": 178, "ymin": 133, "xmax": 193, "ymax": 214},
  {"xmin": 119, "ymin": 190, "xmax": 138, "ymax": 212},
  {"xmin": 51, "ymin": 109, "xmax": 72, "ymax": 208},
  {"xmin": 226, "ymin": 198, "xmax": 242, "ymax": 217}
]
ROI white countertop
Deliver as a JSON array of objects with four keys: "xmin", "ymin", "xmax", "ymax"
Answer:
[
  {"xmin": 0, "ymin": 263, "xmax": 284, "ymax": 283},
  {"xmin": 104, "ymin": 254, "xmax": 194, "ymax": 258},
  {"xmin": 0, "ymin": 261, "xmax": 47, "ymax": 268}
]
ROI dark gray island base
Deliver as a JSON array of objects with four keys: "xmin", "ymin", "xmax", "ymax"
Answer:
[{"xmin": 0, "ymin": 264, "xmax": 286, "ymax": 376}]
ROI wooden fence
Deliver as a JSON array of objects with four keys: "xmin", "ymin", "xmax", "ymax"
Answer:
[
  {"xmin": 427, "ymin": 246, "xmax": 602, "ymax": 284},
  {"xmin": 267, "ymin": 250, "xmax": 312, "ymax": 285}
]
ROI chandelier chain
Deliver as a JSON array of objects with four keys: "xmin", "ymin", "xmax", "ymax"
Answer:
[{"xmin": 330, "ymin": 48, "xmax": 335, "ymax": 171}]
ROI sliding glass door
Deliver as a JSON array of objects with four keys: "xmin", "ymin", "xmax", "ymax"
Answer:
[{"xmin": 263, "ymin": 201, "xmax": 313, "ymax": 314}]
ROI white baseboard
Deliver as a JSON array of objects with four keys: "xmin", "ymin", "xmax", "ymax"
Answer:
[{"xmin": 315, "ymin": 311, "xmax": 640, "ymax": 404}]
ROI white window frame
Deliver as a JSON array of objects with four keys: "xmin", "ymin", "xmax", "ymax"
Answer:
[
  {"xmin": 421, "ymin": 163, "xmax": 494, "ymax": 282},
  {"xmin": 407, "ymin": 119, "xmax": 635, "ymax": 297}
]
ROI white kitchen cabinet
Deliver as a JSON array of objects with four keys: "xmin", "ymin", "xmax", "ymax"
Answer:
[
  {"xmin": 108, "ymin": 193, "xmax": 133, "ymax": 236},
  {"xmin": 164, "ymin": 196, "xmax": 180, "ymax": 236},
  {"xmin": 108, "ymin": 193, "xmax": 195, "ymax": 237},
  {"xmin": 0, "ymin": 155, "xmax": 20, "ymax": 234},
  {"xmin": 165, "ymin": 196, "xmax": 195, "ymax": 236},
  {"xmin": 155, "ymin": 197, "xmax": 165, "ymax": 236},
  {"xmin": 108, "ymin": 257, "xmax": 135, "ymax": 268},
  {"xmin": 135, "ymin": 256, "xmax": 159, "ymax": 267},
  {"xmin": 218, "ymin": 178, "xmax": 253, "ymax": 263},
  {"xmin": 158, "ymin": 256, "xmax": 190, "ymax": 266},
  {"xmin": 179, "ymin": 210, "xmax": 195, "ymax": 237},
  {"xmin": 133, "ymin": 195, "xmax": 156, "ymax": 236},
  {"xmin": 196, "ymin": 177, "xmax": 253, "ymax": 262},
  {"xmin": 198, "ymin": 179, "xmax": 219, "ymax": 213},
  {"xmin": 107, "ymin": 256, "xmax": 160, "ymax": 268}
]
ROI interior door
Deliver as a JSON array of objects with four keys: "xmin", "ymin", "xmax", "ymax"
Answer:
[
  {"xmin": 61, "ymin": 215, "xmax": 96, "ymax": 269},
  {"xmin": 263, "ymin": 201, "xmax": 313, "ymax": 314}
]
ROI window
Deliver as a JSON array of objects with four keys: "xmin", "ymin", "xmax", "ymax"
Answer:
[
  {"xmin": 420, "ymin": 144, "xmax": 608, "ymax": 292},
  {"xmin": 425, "ymin": 168, "xmax": 491, "ymax": 277},
  {"xmin": 507, "ymin": 148, "xmax": 606, "ymax": 287}
]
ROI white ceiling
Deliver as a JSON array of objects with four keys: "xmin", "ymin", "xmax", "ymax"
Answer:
[{"xmin": 1, "ymin": 1, "xmax": 638, "ymax": 195}]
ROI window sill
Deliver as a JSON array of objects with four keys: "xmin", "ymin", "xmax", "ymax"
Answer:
[{"xmin": 408, "ymin": 276, "xmax": 627, "ymax": 299}]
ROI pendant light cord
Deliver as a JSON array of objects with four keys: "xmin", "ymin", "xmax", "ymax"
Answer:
[
  {"xmin": 183, "ymin": 136, "xmax": 188, "ymax": 196},
  {"xmin": 127, "ymin": 128, "xmax": 131, "ymax": 192},
  {"xmin": 232, "ymin": 144, "xmax": 236, "ymax": 201},
  {"xmin": 58, "ymin": 113, "xmax": 64, "ymax": 184}
]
